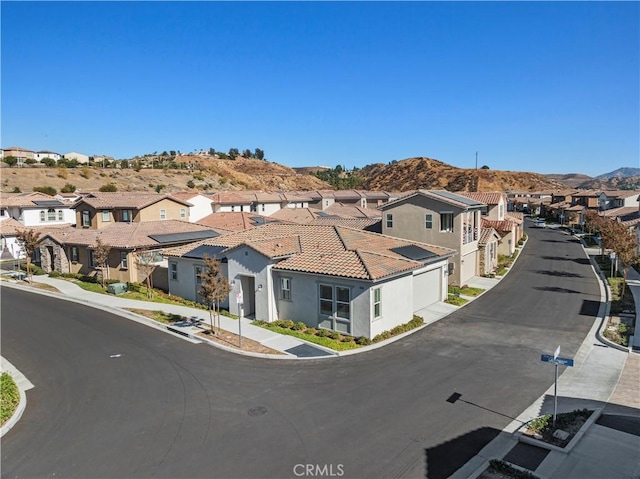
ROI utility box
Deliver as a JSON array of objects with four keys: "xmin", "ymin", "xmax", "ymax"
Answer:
[{"xmin": 107, "ymin": 282, "xmax": 128, "ymax": 295}]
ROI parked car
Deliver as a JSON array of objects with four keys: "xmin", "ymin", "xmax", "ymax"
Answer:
[{"xmin": 533, "ymin": 219, "xmax": 546, "ymax": 228}]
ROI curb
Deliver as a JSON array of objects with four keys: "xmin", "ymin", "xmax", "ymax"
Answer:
[{"xmin": 0, "ymin": 357, "xmax": 34, "ymax": 438}]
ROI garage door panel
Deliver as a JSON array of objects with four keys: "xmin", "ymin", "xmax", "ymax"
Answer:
[{"xmin": 413, "ymin": 269, "xmax": 440, "ymax": 311}]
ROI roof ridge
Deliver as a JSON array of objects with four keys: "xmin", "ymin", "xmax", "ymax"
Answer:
[{"xmin": 353, "ymin": 249, "xmax": 375, "ymax": 279}]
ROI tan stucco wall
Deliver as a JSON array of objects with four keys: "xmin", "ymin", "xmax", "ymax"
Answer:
[{"xmin": 138, "ymin": 198, "xmax": 188, "ymax": 222}]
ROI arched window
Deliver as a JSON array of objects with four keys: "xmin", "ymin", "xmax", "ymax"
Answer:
[{"xmin": 47, "ymin": 208, "xmax": 56, "ymax": 221}]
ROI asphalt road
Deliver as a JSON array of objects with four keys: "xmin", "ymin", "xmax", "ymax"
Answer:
[{"xmin": 1, "ymin": 223, "xmax": 602, "ymax": 479}]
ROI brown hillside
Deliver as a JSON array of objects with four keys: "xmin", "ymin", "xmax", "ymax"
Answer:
[
  {"xmin": 0, "ymin": 156, "xmax": 329, "ymax": 194},
  {"xmin": 355, "ymin": 157, "xmax": 564, "ymax": 192}
]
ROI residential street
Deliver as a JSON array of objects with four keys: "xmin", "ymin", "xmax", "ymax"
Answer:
[{"xmin": 1, "ymin": 225, "xmax": 606, "ymax": 479}]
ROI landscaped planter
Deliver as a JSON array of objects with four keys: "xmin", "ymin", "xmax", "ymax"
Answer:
[{"xmin": 516, "ymin": 408, "xmax": 603, "ymax": 453}]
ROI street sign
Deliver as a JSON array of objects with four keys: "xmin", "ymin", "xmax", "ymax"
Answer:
[{"xmin": 540, "ymin": 354, "xmax": 574, "ymax": 367}]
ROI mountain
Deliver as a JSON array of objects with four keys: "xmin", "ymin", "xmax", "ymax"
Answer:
[
  {"xmin": 574, "ymin": 176, "xmax": 640, "ymax": 191},
  {"xmin": 352, "ymin": 157, "xmax": 564, "ymax": 192},
  {"xmin": 596, "ymin": 167, "xmax": 640, "ymax": 179}
]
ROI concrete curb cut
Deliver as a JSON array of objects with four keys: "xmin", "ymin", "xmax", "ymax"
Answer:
[{"xmin": 0, "ymin": 357, "xmax": 34, "ymax": 438}]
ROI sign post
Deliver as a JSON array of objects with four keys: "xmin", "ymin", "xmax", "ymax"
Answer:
[
  {"xmin": 540, "ymin": 346, "xmax": 574, "ymax": 428},
  {"xmin": 610, "ymin": 252, "xmax": 616, "ymax": 278},
  {"xmin": 236, "ymin": 285, "xmax": 244, "ymax": 348}
]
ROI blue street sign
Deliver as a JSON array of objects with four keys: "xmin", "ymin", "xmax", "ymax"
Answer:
[{"xmin": 541, "ymin": 354, "xmax": 574, "ymax": 367}]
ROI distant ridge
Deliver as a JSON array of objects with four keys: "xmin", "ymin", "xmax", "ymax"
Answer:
[{"xmin": 596, "ymin": 167, "xmax": 640, "ymax": 179}]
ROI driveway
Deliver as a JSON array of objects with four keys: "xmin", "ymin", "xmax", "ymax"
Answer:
[{"xmin": 0, "ymin": 225, "xmax": 602, "ymax": 479}]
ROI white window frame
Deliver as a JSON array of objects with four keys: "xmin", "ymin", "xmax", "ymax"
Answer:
[
  {"xmin": 180, "ymin": 208, "xmax": 186, "ymax": 219},
  {"xmin": 195, "ymin": 265, "xmax": 203, "ymax": 285},
  {"xmin": 82, "ymin": 210, "xmax": 90, "ymax": 227},
  {"xmin": 122, "ymin": 209, "xmax": 132, "ymax": 222},
  {"xmin": 386, "ymin": 213, "xmax": 393, "ymax": 228},
  {"xmin": 160, "ymin": 209, "xmax": 167, "ymax": 220},
  {"xmin": 120, "ymin": 251, "xmax": 128, "ymax": 269},
  {"xmin": 47, "ymin": 208, "xmax": 56, "ymax": 221},
  {"xmin": 40, "ymin": 211, "xmax": 46, "ymax": 222},
  {"xmin": 280, "ymin": 277, "xmax": 291, "ymax": 301},
  {"xmin": 58, "ymin": 210, "xmax": 63, "ymax": 221},
  {"xmin": 102, "ymin": 210, "xmax": 111, "ymax": 222},
  {"xmin": 425, "ymin": 214, "xmax": 433, "ymax": 229},
  {"xmin": 88, "ymin": 249, "xmax": 96, "ymax": 268},
  {"xmin": 373, "ymin": 287, "xmax": 382, "ymax": 319},
  {"xmin": 71, "ymin": 246, "xmax": 79, "ymax": 263}
]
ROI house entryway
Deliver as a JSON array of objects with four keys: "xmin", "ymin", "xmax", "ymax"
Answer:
[{"xmin": 238, "ymin": 275, "xmax": 256, "ymax": 318}]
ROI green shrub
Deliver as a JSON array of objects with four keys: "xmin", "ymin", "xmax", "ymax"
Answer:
[
  {"xmin": 488, "ymin": 460, "xmax": 539, "ymax": 479},
  {"xmin": 305, "ymin": 327, "xmax": 317, "ymax": 336},
  {"xmin": 292, "ymin": 321, "xmax": 307, "ymax": 331},
  {"xmin": 99, "ymin": 183, "xmax": 118, "ymax": 192},
  {"xmin": 33, "ymin": 185, "xmax": 57, "ymax": 196},
  {"xmin": 20, "ymin": 264, "xmax": 45, "ymax": 275},
  {"xmin": 329, "ymin": 331, "xmax": 341, "ymax": 340},
  {"xmin": 356, "ymin": 336, "xmax": 372, "ymax": 346},
  {"xmin": 372, "ymin": 315, "xmax": 424, "ymax": 342},
  {"xmin": 60, "ymin": 183, "xmax": 76, "ymax": 193},
  {"xmin": 48, "ymin": 271, "xmax": 61, "ymax": 278},
  {"xmin": 281, "ymin": 319, "xmax": 295, "ymax": 329},
  {"xmin": 253, "ymin": 320, "xmax": 268, "ymax": 327},
  {"xmin": 317, "ymin": 328, "xmax": 331, "ymax": 338},
  {"xmin": 341, "ymin": 335, "xmax": 355, "ymax": 343},
  {"xmin": 1, "ymin": 372, "xmax": 19, "ymax": 425},
  {"xmin": 126, "ymin": 282, "xmax": 143, "ymax": 292}
]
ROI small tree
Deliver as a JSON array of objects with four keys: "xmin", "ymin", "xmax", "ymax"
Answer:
[
  {"xmin": 254, "ymin": 148, "xmax": 264, "ymax": 160},
  {"xmin": 33, "ymin": 186, "xmax": 57, "ymax": 196},
  {"xmin": 2, "ymin": 156, "xmax": 18, "ymax": 168},
  {"xmin": 93, "ymin": 237, "xmax": 112, "ymax": 288},
  {"xmin": 61, "ymin": 183, "xmax": 77, "ymax": 193},
  {"xmin": 15, "ymin": 229, "xmax": 41, "ymax": 282},
  {"xmin": 198, "ymin": 255, "xmax": 231, "ymax": 334},
  {"xmin": 135, "ymin": 251, "xmax": 157, "ymax": 298},
  {"xmin": 41, "ymin": 157, "xmax": 56, "ymax": 167}
]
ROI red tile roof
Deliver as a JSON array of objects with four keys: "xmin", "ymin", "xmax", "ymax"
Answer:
[
  {"xmin": 457, "ymin": 191, "xmax": 505, "ymax": 206},
  {"xmin": 74, "ymin": 192, "xmax": 192, "ymax": 209}
]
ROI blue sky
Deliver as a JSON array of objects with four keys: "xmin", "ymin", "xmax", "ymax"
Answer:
[{"xmin": 2, "ymin": 1, "xmax": 638, "ymax": 177}]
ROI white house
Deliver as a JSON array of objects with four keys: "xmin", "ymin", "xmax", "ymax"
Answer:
[
  {"xmin": 170, "ymin": 192, "xmax": 213, "ymax": 222},
  {"xmin": 164, "ymin": 223, "xmax": 455, "ymax": 339},
  {"xmin": 35, "ymin": 150, "xmax": 62, "ymax": 162},
  {"xmin": 63, "ymin": 151, "xmax": 90, "ymax": 164},
  {"xmin": 0, "ymin": 192, "xmax": 76, "ymax": 226}
]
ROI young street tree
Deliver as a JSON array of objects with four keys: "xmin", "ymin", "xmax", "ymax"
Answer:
[
  {"xmin": 15, "ymin": 229, "xmax": 41, "ymax": 282},
  {"xmin": 198, "ymin": 255, "xmax": 231, "ymax": 335},
  {"xmin": 93, "ymin": 237, "xmax": 112, "ymax": 288},
  {"xmin": 135, "ymin": 251, "xmax": 157, "ymax": 298}
]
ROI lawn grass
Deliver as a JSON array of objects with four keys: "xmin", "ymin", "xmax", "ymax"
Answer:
[
  {"xmin": 449, "ymin": 285, "xmax": 485, "ymax": 297},
  {"xmin": 445, "ymin": 294, "xmax": 468, "ymax": 306},
  {"xmin": 261, "ymin": 325, "xmax": 361, "ymax": 351},
  {"xmin": 127, "ymin": 309, "xmax": 185, "ymax": 324},
  {"xmin": 1, "ymin": 372, "xmax": 19, "ymax": 426}
]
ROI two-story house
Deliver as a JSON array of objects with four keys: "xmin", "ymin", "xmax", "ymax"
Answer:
[
  {"xmin": 599, "ymin": 190, "xmax": 640, "ymax": 211},
  {"xmin": 0, "ymin": 192, "xmax": 76, "ymax": 226},
  {"xmin": 379, "ymin": 190, "xmax": 485, "ymax": 286}
]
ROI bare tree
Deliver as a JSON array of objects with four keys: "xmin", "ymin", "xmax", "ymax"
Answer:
[
  {"xmin": 15, "ymin": 229, "xmax": 41, "ymax": 282},
  {"xmin": 198, "ymin": 255, "xmax": 231, "ymax": 334},
  {"xmin": 93, "ymin": 237, "xmax": 112, "ymax": 288},
  {"xmin": 135, "ymin": 251, "xmax": 157, "ymax": 298}
]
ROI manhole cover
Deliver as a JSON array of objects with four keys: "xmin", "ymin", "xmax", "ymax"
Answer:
[{"xmin": 247, "ymin": 406, "xmax": 268, "ymax": 416}]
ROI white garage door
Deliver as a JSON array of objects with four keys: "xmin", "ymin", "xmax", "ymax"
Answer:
[{"xmin": 413, "ymin": 268, "xmax": 441, "ymax": 311}]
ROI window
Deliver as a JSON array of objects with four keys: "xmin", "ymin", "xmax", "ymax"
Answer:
[
  {"xmin": 261, "ymin": 204, "xmax": 265, "ymax": 212},
  {"xmin": 40, "ymin": 211, "xmax": 46, "ymax": 222},
  {"xmin": 231, "ymin": 206, "xmax": 235, "ymax": 212},
  {"xmin": 319, "ymin": 284, "xmax": 351, "ymax": 320},
  {"xmin": 440, "ymin": 212, "xmax": 454, "ymax": 232},
  {"xmin": 122, "ymin": 210, "xmax": 132, "ymax": 222},
  {"xmin": 336, "ymin": 287, "xmax": 350, "ymax": 319},
  {"xmin": 280, "ymin": 277, "xmax": 291, "ymax": 301},
  {"xmin": 0, "ymin": 208, "xmax": 6, "ymax": 217},
  {"xmin": 319, "ymin": 284, "xmax": 333, "ymax": 316},
  {"xmin": 71, "ymin": 246, "xmax": 79, "ymax": 263},
  {"xmin": 82, "ymin": 210, "xmax": 90, "ymax": 227},
  {"xmin": 102, "ymin": 210, "xmax": 111, "ymax": 222},
  {"xmin": 170, "ymin": 262, "xmax": 178, "ymax": 280},
  {"xmin": 386, "ymin": 213, "xmax": 393, "ymax": 228},
  {"xmin": 160, "ymin": 209, "xmax": 166, "ymax": 220},
  {"xmin": 250, "ymin": 204, "xmax": 257, "ymax": 213},
  {"xmin": 58, "ymin": 210, "xmax": 63, "ymax": 221},
  {"xmin": 120, "ymin": 252, "xmax": 128, "ymax": 269},
  {"xmin": 88, "ymin": 249, "xmax": 96, "ymax": 268},
  {"xmin": 195, "ymin": 265, "xmax": 203, "ymax": 284},
  {"xmin": 373, "ymin": 288, "xmax": 382, "ymax": 319},
  {"xmin": 180, "ymin": 208, "xmax": 186, "ymax": 219},
  {"xmin": 425, "ymin": 214, "xmax": 433, "ymax": 229}
]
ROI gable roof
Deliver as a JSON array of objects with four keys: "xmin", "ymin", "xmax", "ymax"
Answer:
[
  {"xmin": 481, "ymin": 218, "xmax": 515, "ymax": 237},
  {"xmin": 380, "ymin": 190, "xmax": 486, "ymax": 210},
  {"xmin": 456, "ymin": 191, "xmax": 505, "ymax": 206},
  {"xmin": 165, "ymin": 223, "xmax": 455, "ymax": 281},
  {"xmin": 40, "ymin": 220, "xmax": 221, "ymax": 249},
  {"xmin": 73, "ymin": 192, "xmax": 192, "ymax": 210},
  {"xmin": 479, "ymin": 227, "xmax": 501, "ymax": 245},
  {"xmin": 0, "ymin": 192, "xmax": 61, "ymax": 208},
  {"xmin": 196, "ymin": 212, "xmax": 280, "ymax": 231}
]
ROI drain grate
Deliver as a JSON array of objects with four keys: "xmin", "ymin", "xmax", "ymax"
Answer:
[{"xmin": 247, "ymin": 406, "xmax": 268, "ymax": 416}]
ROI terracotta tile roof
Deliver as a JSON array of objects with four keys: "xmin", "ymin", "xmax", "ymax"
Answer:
[
  {"xmin": 548, "ymin": 201, "xmax": 572, "ymax": 209},
  {"xmin": 0, "ymin": 192, "xmax": 59, "ymax": 207},
  {"xmin": 565, "ymin": 205, "xmax": 586, "ymax": 212},
  {"xmin": 572, "ymin": 190, "xmax": 600, "ymax": 197},
  {"xmin": 75, "ymin": 192, "xmax": 192, "ymax": 209},
  {"xmin": 41, "ymin": 220, "xmax": 219, "ymax": 249},
  {"xmin": 481, "ymin": 218, "xmax": 515, "ymax": 236},
  {"xmin": 270, "ymin": 208, "xmax": 319, "ymax": 223},
  {"xmin": 0, "ymin": 218, "xmax": 28, "ymax": 236},
  {"xmin": 308, "ymin": 217, "xmax": 381, "ymax": 230},
  {"xmin": 165, "ymin": 223, "xmax": 455, "ymax": 281},
  {"xmin": 456, "ymin": 191, "xmax": 505, "ymax": 206},
  {"xmin": 479, "ymin": 227, "xmax": 500, "ymax": 245},
  {"xmin": 170, "ymin": 191, "xmax": 209, "ymax": 201},
  {"xmin": 196, "ymin": 212, "xmax": 279, "ymax": 231},
  {"xmin": 324, "ymin": 203, "xmax": 381, "ymax": 218},
  {"xmin": 505, "ymin": 212, "xmax": 524, "ymax": 224},
  {"xmin": 208, "ymin": 192, "xmax": 254, "ymax": 205},
  {"xmin": 601, "ymin": 207, "xmax": 638, "ymax": 218},
  {"xmin": 620, "ymin": 212, "xmax": 640, "ymax": 227}
]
